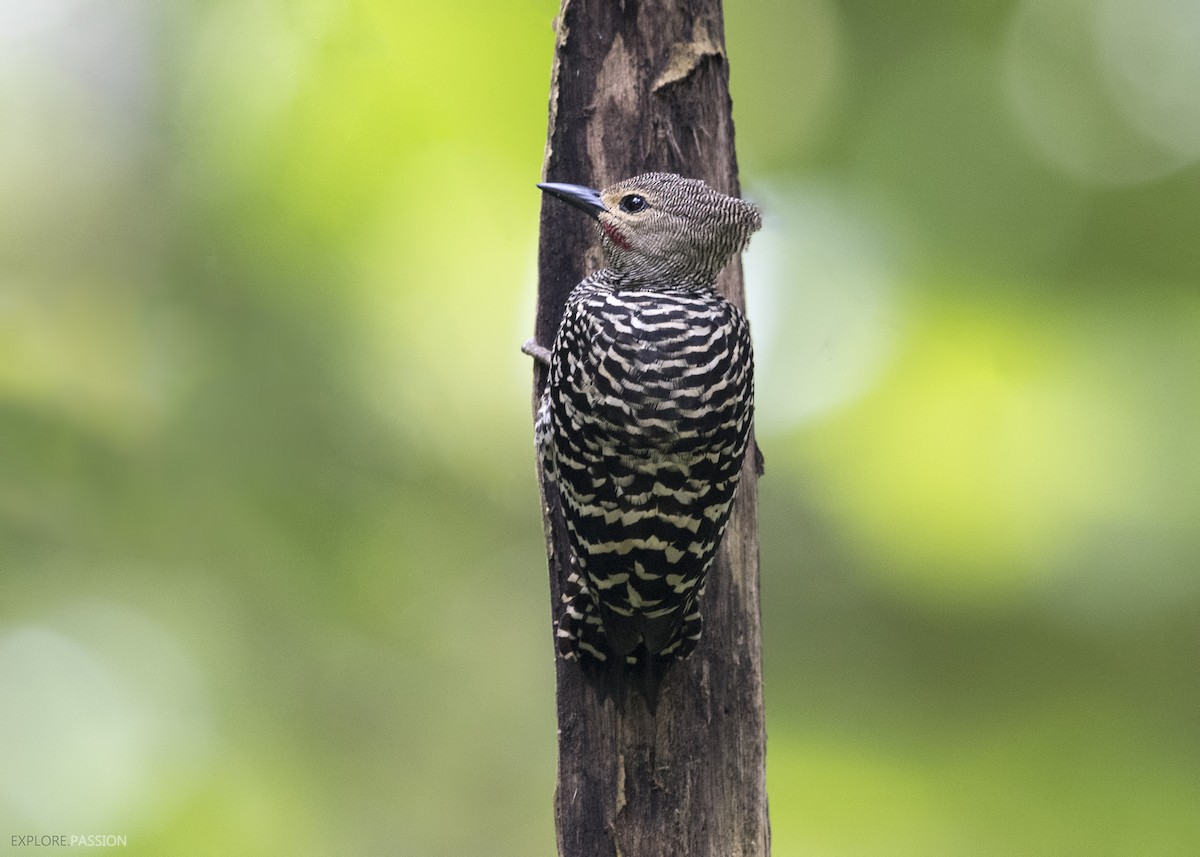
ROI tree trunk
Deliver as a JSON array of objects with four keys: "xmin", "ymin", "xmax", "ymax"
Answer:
[{"xmin": 529, "ymin": 1, "xmax": 768, "ymax": 855}]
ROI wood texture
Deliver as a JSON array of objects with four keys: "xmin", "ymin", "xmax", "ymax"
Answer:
[{"xmin": 530, "ymin": 1, "xmax": 768, "ymax": 855}]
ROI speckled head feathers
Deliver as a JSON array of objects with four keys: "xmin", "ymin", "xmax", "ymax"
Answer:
[{"xmin": 542, "ymin": 172, "xmax": 762, "ymax": 285}]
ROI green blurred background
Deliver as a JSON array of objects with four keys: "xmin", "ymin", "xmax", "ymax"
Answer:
[{"xmin": 1, "ymin": 0, "xmax": 1197, "ymax": 853}]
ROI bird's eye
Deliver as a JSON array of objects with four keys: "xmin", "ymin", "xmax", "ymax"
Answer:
[{"xmin": 619, "ymin": 194, "xmax": 647, "ymax": 213}]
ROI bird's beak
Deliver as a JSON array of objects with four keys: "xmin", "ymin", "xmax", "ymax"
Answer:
[{"xmin": 538, "ymin": 182, "xmax": 607, "ymax": 218}]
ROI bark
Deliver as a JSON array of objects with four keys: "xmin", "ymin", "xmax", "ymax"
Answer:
[{"xmin": 529, "ymin": 1, "xmax": 768, "ymax": 855}]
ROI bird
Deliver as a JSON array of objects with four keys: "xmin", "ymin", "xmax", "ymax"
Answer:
[{"xmin": 524, "ymin": 172, "xmax": 761, "ymax": 686}]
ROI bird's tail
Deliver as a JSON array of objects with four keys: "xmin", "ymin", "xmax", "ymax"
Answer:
[{"xmin": 556, "ymin": 564, "xmax": 703, "ymax": 669}]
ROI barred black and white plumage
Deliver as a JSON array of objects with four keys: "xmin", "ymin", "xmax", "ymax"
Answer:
[{"xmin": 526, "ymin": 172, "xmax": 761, "ymax": 676}]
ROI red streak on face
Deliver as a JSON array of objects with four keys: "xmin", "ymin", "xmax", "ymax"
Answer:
[{"xmin": 602, "ymin": 220, "xmax": 633, "ymax": 251}]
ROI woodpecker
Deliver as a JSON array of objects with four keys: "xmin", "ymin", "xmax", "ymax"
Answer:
[{"xmin": 525, "ymin": 172, "xmax": 761, "ymax": 677}]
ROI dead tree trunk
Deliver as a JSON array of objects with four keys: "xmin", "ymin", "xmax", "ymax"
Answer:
[{"xmin": 529, "ymin": 1, "xmax": 768, "ymax": 855}]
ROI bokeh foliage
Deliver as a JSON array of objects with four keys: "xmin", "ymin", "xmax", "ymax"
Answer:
[{"xmin": 1, "ymin": 0, "xmax": 1197, "ymax": 854}]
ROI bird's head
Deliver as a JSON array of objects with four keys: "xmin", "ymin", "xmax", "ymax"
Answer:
[{"xmin": 539, "ymin": 172, "xmax": 761, "ymax": 285}]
